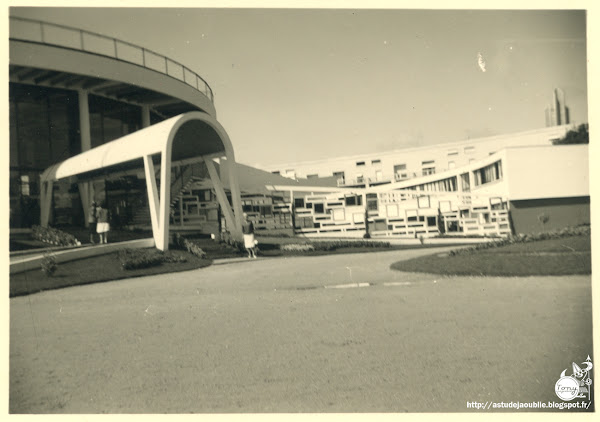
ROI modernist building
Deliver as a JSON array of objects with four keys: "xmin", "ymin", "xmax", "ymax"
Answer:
[
  {"xmin": 267, "ymin": 144, "xmax": 589, "ymax": 239},
  {"xmin": 9, "ymin": 16, "xmax": 589, "ymax": 247},
  {"xmin": 261, "ymin": 125, "xmax": 573, "ymax": 187},
  {"xmin": 9, "ymin": 16, "xmax": 248, "ymax": 249}
]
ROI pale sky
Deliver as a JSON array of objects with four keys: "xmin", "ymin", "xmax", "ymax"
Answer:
[{"xmin": 9, "ymin": 6, "xmax": 589, "ymax": 168}]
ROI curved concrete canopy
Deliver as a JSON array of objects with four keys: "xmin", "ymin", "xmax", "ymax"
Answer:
[
  {"xmin": 40, "ymin": 111, "xmax": 244, "ymax": 250},
  {"xmin": 41, "ymin": 111, "xmax": 229, "ymax": 183}
]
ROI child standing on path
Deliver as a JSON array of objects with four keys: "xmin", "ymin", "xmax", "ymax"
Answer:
[{"xmin": 242, "ymin": 213, "xmax": 257, "ymax": 258}]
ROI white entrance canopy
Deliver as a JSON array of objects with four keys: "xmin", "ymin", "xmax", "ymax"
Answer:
[{"xmin": 40, "ymin": 111, "xmax": 244, "ymax": 250}]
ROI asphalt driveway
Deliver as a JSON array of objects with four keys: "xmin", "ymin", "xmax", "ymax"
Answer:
[{"xmin": 10, "ymin": 248, "xmax": 593, "ymax": 413}]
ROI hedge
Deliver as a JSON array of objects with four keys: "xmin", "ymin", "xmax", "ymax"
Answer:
[
  {"xmin": 117, "ymin": 248, "xmax": 187, "ymax": 270},
  {"xmin": 448, "ymin": 225, "xmax": 591, "ymax": 256}
]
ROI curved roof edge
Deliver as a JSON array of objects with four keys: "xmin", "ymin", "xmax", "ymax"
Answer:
[{"xmin": 10, "ymin": 40, "xmax": 216, "ymax": 118}]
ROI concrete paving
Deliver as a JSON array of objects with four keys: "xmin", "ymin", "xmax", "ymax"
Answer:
[{"xmin": 10, "ymin": 248, "xmax": 593, "ymax": 413}]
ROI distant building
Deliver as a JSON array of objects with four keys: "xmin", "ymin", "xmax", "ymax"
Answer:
[
  {"xmin": 260, "ymin": 125, "xmax": 572, "ymax": 188},
  {"xmin": 545, "ymin": 88, "xmax": 570, "ymax": 127}
]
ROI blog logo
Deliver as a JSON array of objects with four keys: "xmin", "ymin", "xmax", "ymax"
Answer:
[{"xmin": 555, "ymin": 355, "xmax": 593, "ymax": 401}]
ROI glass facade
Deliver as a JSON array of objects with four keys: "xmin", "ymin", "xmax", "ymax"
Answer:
[
  {"xmin": 9, "ymin": 84, "xmax": 146, "ymax": 228},
  {"xmin": 89, "ymin": 95, "xmax": 142, "ymax": 148},
  {"xmin": 10, "ymin": 83, "xmax": 80, "ymax": 227}
]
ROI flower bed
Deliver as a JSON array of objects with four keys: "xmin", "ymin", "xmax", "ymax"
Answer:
[
  {"xmin": 280, "ymin": 243, "xmax": 316, "ymax": 252},
  {"xmin": 311, "ymin": 240, "xmax": 392, "ymax": 251},
  {"xmin": 448, "ymin": 225, "xmax": 590, "ymax": 256},
  {"xmin": 31, "ymin": 225, "xmax": 81, "ymax": 247}
]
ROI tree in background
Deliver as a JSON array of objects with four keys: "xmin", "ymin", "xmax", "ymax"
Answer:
[{"xmin": 552, "ymin": 123, "xmax": 589, "ymax": 145}]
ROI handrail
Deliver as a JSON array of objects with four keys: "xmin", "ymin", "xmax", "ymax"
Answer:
[{"xmin": 9, "ymin": 16, "xmax": 214, "ymax": 102}]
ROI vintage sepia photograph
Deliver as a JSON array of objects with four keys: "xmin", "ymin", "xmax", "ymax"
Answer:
[{"xmin": 7, "ymin": 3, "xmax": 593, "ymax": 415}]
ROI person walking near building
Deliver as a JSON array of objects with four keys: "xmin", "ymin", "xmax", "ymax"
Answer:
[
  {"xmin": 242, "ymin": 213, "xmax": 257, "ymax": 258},
  {"xmin": 88, "ymin": 201, "xmax": 98, "ymax": 244},
  {"xmin": 96, "ymin": 202, "xmax": 110, "ymax": 244}
]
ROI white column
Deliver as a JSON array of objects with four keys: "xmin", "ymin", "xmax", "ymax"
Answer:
[
  {"xmin": 78, "ymin": 89, "xmax": 93, "ymax": 226},
  {"xmin": 40, "ymin": 180, "xmax": 53, "ymax": 227},
  {"xmin": 78, "ymin": 90, "xmax": 92, "ymax": 151},
  {"xmin": 141, "ymin": 105, "xmax": 151, "ymax": 128}
]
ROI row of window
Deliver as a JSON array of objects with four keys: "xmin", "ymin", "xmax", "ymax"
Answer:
[
  {"xmin": 294, "ymin": 195, "xmax": 363, "ymax": 210},
  {"xmin": 356, "ymin": 159, "xmax": 381, "ymax": 167},
  {"xmin": 271, "ymin": 143, "xmax": 485, "ymax": 182},
  {"xmin": 473, "ymin": 161, "xmax": 503, "ymax": 186}
]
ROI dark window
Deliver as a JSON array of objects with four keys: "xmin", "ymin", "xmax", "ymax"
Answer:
[
  {"xmin": 333, "ymin": 171, "xmax": 345, "ymax": 183},
  {"xmin": 294, "ymin": 198, "xmax": 305, "ymax": 208},
  {"xmin": 345, "ymin": 195, "xmax": 363, "ymax": 206},
  {"xmin": 314, "ymin": 203, "xmax": 325, "ymax": 214},
  {"xmin": 366, "ymin": 193, "xmax": 378, "ymax": 211},
  {"xmin": 89, "ymin": 95, "xmax": 142, "ymax": 148},
  {"xmin": 461, "ymin": 173, "xmax": 471, "ymax": 191},
  {"xmin": 356, "ymin": 161, "xmax": 365, "ymax": 166},
  {"xmin": 9, "ymin": 83, "xmax": 81, "ymax": 227}
]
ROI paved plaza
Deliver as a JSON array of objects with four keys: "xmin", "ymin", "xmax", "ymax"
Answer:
[{"xmin": 10, "ymin": 248, "xmax": 593, "ymax": 413}]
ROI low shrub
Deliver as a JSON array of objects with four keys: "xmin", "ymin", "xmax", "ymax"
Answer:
[
  {"xmin": 159, "ymin": 251, "xmax": 188, "ymax": 264},
  {"xmin": 173, "ymin": 233, "xmax": 208, "ymax": 259},
  {"xmin": 216, "ymin": 231, "xmax": 246, "ymax": 253},
  {"xmin": 118, "ymin": 248, "xmax": 164, "ymax": 270},
  {"xmin": 117, "ymin": 248, "xmax": 189, "ymax": 270},
  {"xmin": 32, "ymin": 225, "xmax": 81, "ymax": 247},
  {"xmin": 277, "ymin": 240, "xmax": 391, "ymax": 253},
  {"xmin": 41, "ymin": 253, "xmax": 57, "ymax": 276},
  {"xmin": 311, "ymin": 240, "xmax": 392, "ymax": 251}
]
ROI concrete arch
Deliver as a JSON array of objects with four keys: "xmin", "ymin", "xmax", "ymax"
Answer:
[{"xmin": 40, "ymin": 111, "xmax": 244, "ymax": 250}]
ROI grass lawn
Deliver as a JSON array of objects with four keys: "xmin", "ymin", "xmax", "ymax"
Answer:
[
  {"xmin": 10, "ymin": 250, "xmax": 212, "ymax": 297},
  {"xmin": 390, "ymin": 234, "xmax": 591, "ymax": 277}
]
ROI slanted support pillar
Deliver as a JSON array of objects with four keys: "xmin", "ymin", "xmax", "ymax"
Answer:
[
  {"xmin": 158, "ymin": 150, "xmax": 172, "ymax": 251},
  {"xmin": 204, "ymin": 157, "xmax": 241, "ymax": 239},
  {"xmin": 220, "ymin": 157, "xmax": 244, "ymax": 237},
  {"xmin": 143, "ymin": 154, "xmax": 160, "ymax": 237},
  {"xmin": 143, "ymin": 152, "xmax": 170, "ymax": 251}
]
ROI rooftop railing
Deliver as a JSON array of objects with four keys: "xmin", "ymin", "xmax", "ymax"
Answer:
[{"xmin": 9, "ymin": 16, "xmax": 214, "ymax": 102}]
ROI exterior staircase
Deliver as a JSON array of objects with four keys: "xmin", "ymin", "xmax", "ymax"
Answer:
[{"xmin": 130, "ymin": 162, "xmax": 209, "ymax": 229}]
